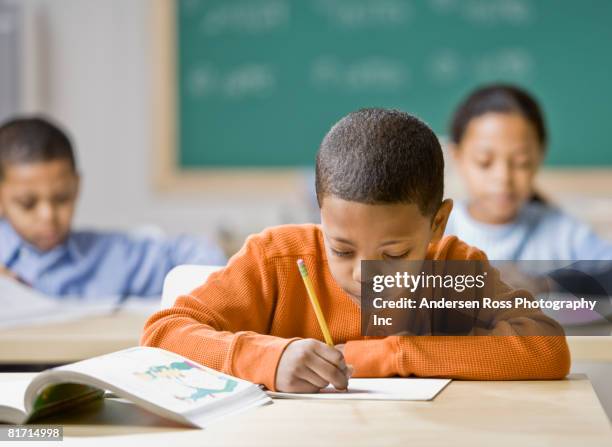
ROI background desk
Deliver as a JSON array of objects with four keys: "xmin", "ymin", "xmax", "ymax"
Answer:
[
  {"xmin": 0, "ymin": 313, "xmax": 610, "ymax": 365},
  {"xmin": 0, "ymin": 373, "xmax": 610, "ymax": 446},
  {"xmin": 0, "ymin": 310, "xmax": 151, "ymax": 365}
]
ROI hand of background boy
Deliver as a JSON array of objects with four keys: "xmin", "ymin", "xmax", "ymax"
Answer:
[
  {"xmin": 275, "ymin": 339, "xmax": 352, "ymax": 393},
  {"xmin": 0, "ymin": 264, "xmax": 19, "ymax": 281}
]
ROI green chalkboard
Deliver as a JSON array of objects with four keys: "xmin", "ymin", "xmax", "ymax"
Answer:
[{"xmin": 177, "ymin": 0, "xmax": 612, "ymax": 167}]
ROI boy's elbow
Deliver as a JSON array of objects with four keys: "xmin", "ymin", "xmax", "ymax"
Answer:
[
  {"xmin": 140, "ymin": 323, "xmax": 158, "ymax": 347},
  {"xmin": 139, "ymin": 310, "xmax": 175, "ymax": 348},
  {"xmin": 139, "ymin": 298, "xmax": 214, "ymax": 350},
  {"xmin": 528, "ymin": 336, "xmax": 571, "ymax": 379}
]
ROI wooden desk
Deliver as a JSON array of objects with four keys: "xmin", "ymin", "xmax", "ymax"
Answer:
[
  {"xmin": 568, "ymin": 336, "xmax": 612, "ymax": 362},
  {"xmin": 0, "ymin": 310, "xmax": 150, "ymax": 364},
  {"xmin": 1, "ymin": 313, "xmax": 611, "ymax": 365},
  {"xmin": 1, "ymin": 373, "xmax": 609, "ymax": 446}
]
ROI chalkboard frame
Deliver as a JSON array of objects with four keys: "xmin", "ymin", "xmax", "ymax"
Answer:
[{"xmin": 152, "ymin": 0, "xmax": 304, "ymax": 194}]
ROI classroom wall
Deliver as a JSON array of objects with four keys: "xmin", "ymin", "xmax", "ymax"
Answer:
[
  {"xmin": 13, "ymin": 0, "xmax": 612, "ymax": 250},
  {"xmin": 0, "ymin": 0, "xmax": 20, "ymax": 123},
  {"xmin": 16, "ymin": 0, "xmax": 312, "ymax": 251}
]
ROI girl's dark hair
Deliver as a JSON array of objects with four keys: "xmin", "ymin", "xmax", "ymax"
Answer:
[
  {"xmin": 449, "ymin": 84, "xmax": 547, "ymax": 148},
  {"xmin": 449, "ymin": 84, "xmax": 548, "ymax": 204}
]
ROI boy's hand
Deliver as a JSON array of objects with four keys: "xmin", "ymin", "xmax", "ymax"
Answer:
[
  {"xmin": 276, "ymin": 339, "xmax": 351, "ymax": 393},
  {"xmin": 0, "ymin": 264, "xmax": 18, "ymax": 281}
]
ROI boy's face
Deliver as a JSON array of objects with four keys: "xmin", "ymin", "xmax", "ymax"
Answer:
[
  {"xmin": 0, "ymin": 160, "xmax": 79, "ymax": 252},
  {"xmin": 320, "ymin": 196, "xmax": 452, "ymax": 305}
]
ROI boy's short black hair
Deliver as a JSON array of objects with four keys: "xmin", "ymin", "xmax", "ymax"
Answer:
[
  {"xmin": 315, "ymin": 108, "xmax": 444, "ymax": 216},
  {"xmin": 0, "ymin": 116, "xmax": 77, "ymax": 179}
]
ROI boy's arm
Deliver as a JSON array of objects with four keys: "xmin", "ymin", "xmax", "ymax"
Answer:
[
  {"xmin": 121, "ymin": 234, "xmax": 226, "ymax": 297},
  {"xmin": 343, "ymin": 335, "xmax": 570, "ymax": 380},
  {"xmin": 140, "ymin": 235, "xmax": 297, "ymax": 390},
  {"xmin": 344, "ymin": 254, "xmax": 571, "ymax": 380},
  {"xmin": 167, "ymin": 234, "xmax": 227, "ymax": 266}
]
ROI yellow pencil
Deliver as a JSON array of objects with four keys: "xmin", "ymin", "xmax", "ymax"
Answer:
[{"xmin": 297, "ymin": 259, "xmax": 334, "ymax": 346}]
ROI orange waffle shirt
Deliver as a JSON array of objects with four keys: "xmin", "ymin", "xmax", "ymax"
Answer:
[{"xmin": 141, "ymin": 224, "xmax": 570, "ymax": 391}]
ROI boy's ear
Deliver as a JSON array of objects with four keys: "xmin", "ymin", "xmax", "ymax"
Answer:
[
  {"xmin": 430, "ymin": 199, "xmax": 453, "ymax": 242},
  {"xmin": 74, "ymin": 172, "xmax": 81, "ymax": 198}
]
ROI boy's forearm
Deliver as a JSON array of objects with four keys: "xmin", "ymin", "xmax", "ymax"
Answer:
[
  {"xmin": 344, "ymin": 335, "xmax": 570, "ymax": 380},
  {"xmin": 343, "ymin": 337, "xmax": 401, "ymax": 377}
]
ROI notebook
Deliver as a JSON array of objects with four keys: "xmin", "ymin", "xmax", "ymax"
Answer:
[{"xmin": 268, "ymin": 378, "xmax": 451, "ymax": 400}]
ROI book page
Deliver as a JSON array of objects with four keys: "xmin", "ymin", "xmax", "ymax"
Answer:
[
  {"xmin": 0, "ymin": 379, "xmax": 29, "ymax": 423},
  {"xmin": 268, "ymin": 378, "xmax": 451, "ymax": 400},
  {"xmin": 38, "ymin": 347, "xmax": 255, "ymax": 415}
]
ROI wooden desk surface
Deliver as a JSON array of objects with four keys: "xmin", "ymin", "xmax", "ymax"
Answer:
[
  {"xmin": 1, "ymin": 373, "xmax": 610, "ymax": 446},
  {"xmin": 0, "ymin": 311, "xmax": 150, "ymax": 364},
  {"xmin": 0, "ymin": 309, "xmax": 611, "ymax": 364}
]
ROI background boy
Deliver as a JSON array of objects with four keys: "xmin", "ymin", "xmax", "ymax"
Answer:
[{"xmin": 0, "ymin": 116, "xmax": 225, "ymax": 298}]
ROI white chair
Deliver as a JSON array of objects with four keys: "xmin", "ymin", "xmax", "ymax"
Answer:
[{"xmin": 160, "ymin": 265, "xmax": 223, "ymax": 309}]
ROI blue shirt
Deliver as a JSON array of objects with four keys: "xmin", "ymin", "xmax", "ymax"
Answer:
[
  {"xmin": 0, "ymin": 219, "xmax": 226, "ymax": 298},
  {"xmin": 445, "ymin": 201, "xmax": 612, "ymax": 261}
]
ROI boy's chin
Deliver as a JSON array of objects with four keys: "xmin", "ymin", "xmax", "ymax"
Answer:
[{"xmin": 31, "ymin": 235, "xmax": 67, "ymax": 252}]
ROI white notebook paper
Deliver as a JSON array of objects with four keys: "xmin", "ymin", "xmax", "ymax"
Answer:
[{"xmin": 268, "ymin": 378, "xmax": 451, "ymax": 401}]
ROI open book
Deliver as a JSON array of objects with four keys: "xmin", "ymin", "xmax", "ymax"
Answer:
[{"xmin": 0, "ymin": 347, "xmax": 270, "ymax": 428}]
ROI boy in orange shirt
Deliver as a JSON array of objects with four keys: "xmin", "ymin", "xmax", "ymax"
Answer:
[{"xmin": 142, "ymin": 109, "xmax": 570, "ymax": 392}]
